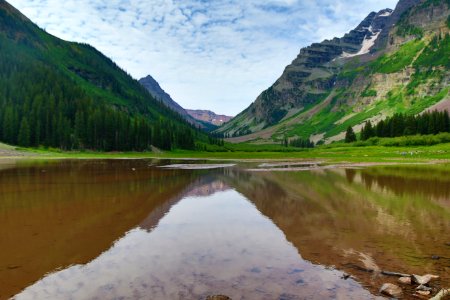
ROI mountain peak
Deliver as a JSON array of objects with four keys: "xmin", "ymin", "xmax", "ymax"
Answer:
[
  {"xmin": 140, "ymin": 74, "xmax": 159, "ymax": 86},
  {"xmin": 139, "ymin": 74, "xmax": 209, "ymax": 128},
  {"xmin": 139, "ymin": 74, "xmax": 191, "ymax": 119},
  {"xmin": 219, "ymin": 7, "xmax": 398, "ymax": 131},
  {"xmin": 217, "ymin": 0, "xmax": 449, "ymax": 142}
]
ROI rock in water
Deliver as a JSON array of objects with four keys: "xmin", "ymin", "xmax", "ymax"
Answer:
[
  {"xmin": 398, "ymin": 276, "xmax": 412, "ymax": 285},
  {"xmin": 430, "ymin": 289, "xmax": 450, "ymax": 300},
  {"xmin": 417, "ymin": 290, "xmax": 431, "ymax": 296},
  {"xmin": 416, "ymin": 284, "xmax": 432, "ymax": 291},
  {"xmin": 206, "ymin": 296, "xmax": 232, "ymax": 300},
  {"xmin": 380, "ymin": 283, "xmax": 403, "ymax": 298},
  {"xmin": 412, "ymin": 274, "xmax": 440, "ymax": 285}
]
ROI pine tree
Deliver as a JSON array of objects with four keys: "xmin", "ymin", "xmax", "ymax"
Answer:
[
  {"xmin": 361, "ymin": 121, "xmax": 374, "ymax": 141},
  {"xmin": 18, "ymin": 118, "xmax": 30, "ymax": 147},
  {"xmin": 345, "ymin": 126, "xmax": 357, "ymax": 143}
]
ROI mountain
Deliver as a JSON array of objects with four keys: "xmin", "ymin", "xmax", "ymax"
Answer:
[
  {"xmin": 139, "ymin": 75, "xmax": 233, "ymax": 131},
  {"xmin": 138, "ymin": 75, "xmax": 201, "ymax": 126},
  {"xmin": 186, "ymin": 109, "xmax": 232, "ymax": 127},
  {"xmin": 0, "ymin": 0, "xmax": 209, "ymax": 151},
  {"xmin": 217, "ymin": 0, "xmax": 450, "ymax": 144}
]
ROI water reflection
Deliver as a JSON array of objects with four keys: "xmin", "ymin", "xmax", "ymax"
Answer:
[
  {"xmin": 0, "ymin": 161, "xmax": 448, "ymax": 299},
  {"xmin": 358, "ymin": 166, "xmax": 450, "ymax": 203},
  {"xmin": 0, "ymin": 160, "xmax": 198, "ymax": 299},
  {"xmin": 14, "ymin": 184, "xmax": 376, "ymax": 300},
  {"xmin": 227, "ymin": 167, "xmax": 449, "ymax": 297}
]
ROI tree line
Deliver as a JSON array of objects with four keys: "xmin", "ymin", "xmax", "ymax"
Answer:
[
  {"xmin": 279, "ymin": 136, "xmax": 314, "ymax": 148},
  {"xmin": 345, "ymin": 110, "xmax": 450, "ymax": 142},
  {"xmin": 0, "ymin": 52, "xmax": 213, "ymax": 151}
]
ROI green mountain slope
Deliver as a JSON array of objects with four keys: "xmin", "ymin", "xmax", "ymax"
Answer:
[
  {"xmin": 0, "ymin": 0, "xmax": 207, "ymax": 150},
  {"xmin": 218, "ymin": 0, "xmax": 450, "ymax": 145}
]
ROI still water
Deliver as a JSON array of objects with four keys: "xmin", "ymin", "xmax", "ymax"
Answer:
[{"xmin": 0, "ymin": 160, "xmax": 448, "ymax": 299}]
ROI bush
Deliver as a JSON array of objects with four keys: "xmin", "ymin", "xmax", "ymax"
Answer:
[
  {"xmin": 321, "ymin": 133, "xmax": 450, "ymax": 148},
  {"xmin": 378, "ymin": 133, "xmax": 450, "ymax": 146}
]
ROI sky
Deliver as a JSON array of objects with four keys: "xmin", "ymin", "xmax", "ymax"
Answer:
[{"xmin": 9, "ymin": 0, "xmax": 398, "ymax": 116}]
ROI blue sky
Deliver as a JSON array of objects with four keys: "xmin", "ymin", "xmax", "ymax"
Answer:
[{"xmin": 9, "ymin": 0, "xmax": 397, "ymax": 115}]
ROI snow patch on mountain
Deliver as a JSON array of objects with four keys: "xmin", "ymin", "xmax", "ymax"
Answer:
[
  {"xmin": 340, "ymin": 30, "xmax": 381, "ymax": 58},
  {"xmin": 378, "ymin": 11, "xmax": 393, "ymax": 17}
]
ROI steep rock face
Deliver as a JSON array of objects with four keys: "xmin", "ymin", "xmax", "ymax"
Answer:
[
  {"xmin": 139, "ymin": 75, "xmax": 201, "ymax": 127},
  {"xmin": 219, "ymin": 0, "xmax": 449, "ymax": 142},
  {"xmin": 219, "ymin": 8, "xmax": 397, "ymax": 135},
  {"xmin": 186, "ymin": 110, "xmax": 233, "ymax": 126},
  {"xmin": 372, "ymin": 0, "xmax": 422, "ymax": 51}
]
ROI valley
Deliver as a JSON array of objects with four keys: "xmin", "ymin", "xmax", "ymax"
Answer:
[{"xmin": 1, "ymin": 0, "xmax": 450, "ymax": 299}]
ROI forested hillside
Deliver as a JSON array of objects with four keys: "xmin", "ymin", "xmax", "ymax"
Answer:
[{"xmin": 0, "ymin": 0, "xmax": 210, "ymax": 151}]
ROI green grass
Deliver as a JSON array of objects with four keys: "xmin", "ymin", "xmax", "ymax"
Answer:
[
  {"xmin": 8, "ymin": 141, "xmax": 450, "ymax": 164},
  {"xmin": 372, "ymin": 39, "xmax": 425, "ymax": 73},
  {"xmin": 0, "ymin": 142, "xmax": 14, "ymax": 149},
  {"xmin": 406, "ymin": 88, "xmax": 449, "ymax": 114},
  {"xmin": 284, "ymin": 92, "xmax": 347, "ymax": 139},
  {"xmin": 414, "ymin": 34, "xmax": 450, "ymax": 68}
]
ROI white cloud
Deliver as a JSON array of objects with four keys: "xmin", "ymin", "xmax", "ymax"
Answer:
[{"xmin": 8, "ymin": 0, "xmax": 398, "ymax": 115}]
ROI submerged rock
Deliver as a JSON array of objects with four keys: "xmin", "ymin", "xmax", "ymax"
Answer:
[
  {"xmin": 398, "ymin": 276, "xmax": 412, "ymax": 285},
  {"xmin": 206, "ymin": 296, "xmax": 232, "ymax": 300},
  {"xmin": 430, "ymin": 289, "xmax": 450, "ymax": 300},
  {"xmin": 417, "ymin": 290, "xmax": 431, "ymax": 296},
  {"xmin": 416, "ymin": 284, "xmax": 432, "ymax": 291},
  {"xmin": 412, "ymin": 274, "xmax": 440, "ymax": 285},
  {"xmin": 380, "ymin": 283, "xmax": 403, "ymax": 298}
]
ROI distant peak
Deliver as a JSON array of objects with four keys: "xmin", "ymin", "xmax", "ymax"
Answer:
[
  {"xmin": 186, "ymin": 109, "xmax": 233, "ymax": 127},
  {"xmin": 376, "ymin": 8, "xmax": 394, "ymax": 17},
  {"xmin": 140, "ymin": 74, "xmax": 159, "ymax": 84}
]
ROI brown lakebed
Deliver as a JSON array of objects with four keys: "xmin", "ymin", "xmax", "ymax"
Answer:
[{"xmin": 0, "ymin": 160, "xmax": 449, "ymax": 299}]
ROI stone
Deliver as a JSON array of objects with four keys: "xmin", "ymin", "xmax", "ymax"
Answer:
[
  {"xmin": 398, "ymin": 276, "xmax": 412, "ymax": 285},
  {"xmin": 417, "ymin": 290, "xmax": 431, "ymax": 296},
  {"xmin": 431, "ymin": 255, "xmax": 440, "ymax": 260},
  {"xmin": 412, "ymin": 274, "xmax": 440, "ymax": 285},
  {"xmin": 380, "ymin": 283, "xmax": 403, "ymax": 298},
  {"xmin": 206, "ymin": 296, "xmax": 232, "ymax": 300},
  {"xmin": 430, "ymin": 289, "xmax": 450, "ymax": 300},
  {"xmin": 416, "ymin": 284, "xmax": 432, "ymax": 291}
]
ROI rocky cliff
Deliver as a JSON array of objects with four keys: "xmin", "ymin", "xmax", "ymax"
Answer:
[{"xmin": 217, "ymin": 0, "xmax": 449, "ymax": 144}]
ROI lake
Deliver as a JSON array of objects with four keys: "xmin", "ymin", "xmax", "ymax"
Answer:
[{"xmin": 0, "ymin": 160, "xmax": 449, "ymax": 299}]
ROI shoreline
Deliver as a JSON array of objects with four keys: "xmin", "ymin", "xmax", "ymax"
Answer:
[
  {"xmin": 1, "ymin": 153, "xmax": 449, "ymax": 171},
  {"xmin": 1, "ymin": 142, "xmax": 450, "ymax": 166}
]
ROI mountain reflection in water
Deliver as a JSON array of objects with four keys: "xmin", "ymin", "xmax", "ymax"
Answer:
[{"xmin": 0, "ymin": 160, "xmax": 448, "ymax": 300}]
